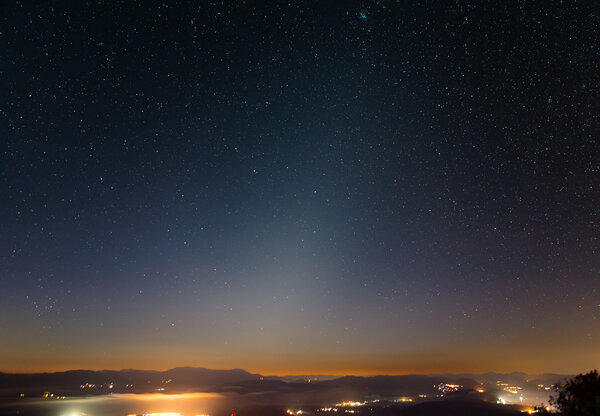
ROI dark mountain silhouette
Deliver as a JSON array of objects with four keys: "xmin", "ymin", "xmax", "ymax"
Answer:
[
  {"xmin": 0, "ymin": 367, "xmax": 568, "ymax": 416},
  {"xmin": 0, "ymin": 366, "xmax": 570, "ymax": 410},
  {"xmin": 0, "ymin": 367, "xmax": 258, "ymax": 397}
]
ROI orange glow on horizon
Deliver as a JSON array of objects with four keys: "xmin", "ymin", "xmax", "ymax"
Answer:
[
  {"xmin": 2, "ymin": 341, "xmax": 598, "ymax": 375},
  {"xmin": 1, "ymin": 358, "xmax": 594, "ymax": 377}
]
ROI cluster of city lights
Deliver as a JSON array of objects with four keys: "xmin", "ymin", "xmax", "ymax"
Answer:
[
  {"xmin": 394, "ymin": 397, "xmax": 413, "ymax": 403},
  {"xmin": 42, "ymin": 392, "xmax": 66, "ymax": 400},
  {"xmin": 497, "ymin": 381, "xmax": 523, "ymax": 395},
  {"xmin": 319, "ymin": 407, "xmax": 358, "ymax": 414},
  {"xmin": 435, "ymin": 383, "xmax": 462, "ymax": 393},
  {"xmin": 495, "ymin": 380, "xmax": 527, "ymax": 405},
  {"xmin": 79, "ymin": 382, "xmax": 121, "ymax": 389},
  {"xmin": 319, "ymin": 401, "xmax": 365, "ymax": 413},
  {"xmin": 335, "ymin": 401, "xmax": 365, "ymax": 407}
]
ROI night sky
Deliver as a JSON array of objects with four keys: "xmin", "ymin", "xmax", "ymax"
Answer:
[{"xmin": 1, "ymin": 1, "xmax": 599, "ymax": 375}]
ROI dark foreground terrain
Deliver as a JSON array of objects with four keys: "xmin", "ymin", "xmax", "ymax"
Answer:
[
  {"xmin": 0, "ymin": 397, "xmax": 527, "ymax": 416},
  {"xmin": 0, "ymin": 367, "xmax": 557, "ymax": 415}
]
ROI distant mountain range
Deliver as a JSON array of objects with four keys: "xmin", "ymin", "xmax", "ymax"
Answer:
[
  {"xmin": 0, "ymin": 366, "xmax": 570, "ymax": 400},
  {"xmin": 0, "ymin": 367, "xmax": 258, "ymax": 396}
]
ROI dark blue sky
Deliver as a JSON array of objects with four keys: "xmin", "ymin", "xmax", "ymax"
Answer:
[{"xmin": 1, "ymin": 1, "xmax": 599, "ymax": 374}]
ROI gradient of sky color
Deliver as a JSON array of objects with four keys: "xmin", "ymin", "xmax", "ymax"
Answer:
[{"xmin": 1, "ymin": 1, "xmax": 599, "ymax": 375}]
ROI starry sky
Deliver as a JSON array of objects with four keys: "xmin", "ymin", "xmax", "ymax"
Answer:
[{"xmin": 1, "ymin": 1, "xmax": 599, "ymax": 375}]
